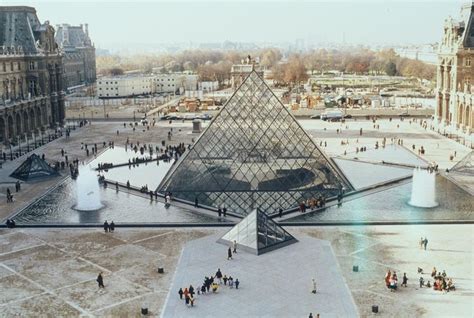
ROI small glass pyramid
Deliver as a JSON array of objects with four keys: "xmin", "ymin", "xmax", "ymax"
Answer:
[
  {"xmin": 451, "ymin": 151, "xmax": 473, "ymax": 175},
  {"xmin": 158, "ymin": 71, "xmax": 352, "ymax": 216},
  {"xmin": 218, "ymin": 209, "xmax": 297, "ymax": 255},
  {"xmin": 10, "ymin": 153, "xmax": 59, "ymax": 181}
]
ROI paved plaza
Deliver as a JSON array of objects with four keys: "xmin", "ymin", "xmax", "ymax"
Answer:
[
  {"xmin": 0, "ymin": 225, "xmax": 472, "ymax": 317},
  {"xmin": 163, "ymin": 233, "xmax": 358, "ymax": 317}
]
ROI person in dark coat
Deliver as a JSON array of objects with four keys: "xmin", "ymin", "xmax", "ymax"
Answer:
[
  {"xmin": 97, "ymin": 272, "xmax": 105, "ymax": 288},
  {"xmin": 194, "ymin": 197, "xmax": 199, "ymax": 208},
  {"xmin": 178, "ymin": 288, "xmax": 184, "ymax": 299},
  {"xmin": 235, "ymin": 278, "xmax": 240, "ymax": 289},
  {"xmin": 185, "ymin": 293, "xmax": 190, "ymax": 305},
  {"xmin": 279, "ymin": 208, "xmax": 283, "ymax": 218},
  {"xmin": 189, "ymin": 285, "xmax": 195, "ymax": 297},
  {"xmin": 218, "ymin": 208, "xmax": 222, "ymax": 217},
  {"xmin": 109, "ymin": 221, "xmax": 115, "ymax": 232},
  {"xmin": 103, "ymin": 221, "xmax": 109, "ymax": 232},
  {"xmin": 223, "ymin": 207, "xmax": 227, "ymax": 217},
  {"xmin": 227, "ymin": 247, "xmax": 233, "ymax": 260}
]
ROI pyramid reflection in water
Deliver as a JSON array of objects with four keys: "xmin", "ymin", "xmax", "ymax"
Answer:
[
  {"xmin": 218, "ymin": 209, "xmax": 297, "ymax": 255},
  {"xmin": 158, "ymin": 71, "xmax": 352, "ymax": 216}
]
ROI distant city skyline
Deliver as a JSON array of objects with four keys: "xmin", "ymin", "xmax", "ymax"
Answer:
[{"xmin": 1, "ymin": 0, "xmax": 469, "ymax": 52}]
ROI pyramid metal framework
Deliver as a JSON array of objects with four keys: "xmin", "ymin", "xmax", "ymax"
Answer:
[
  {"xmin": 10, "ymin": 154, "xmax": 59, "ymax": 181},
  {"xmin": 158, "ymin": 71, "xmax": 352, "ymax": 216},
  {"xmin": 218, "ymin": 209, "xmax": 297, "ymax": 255},
  {"xmin": 451, "ymin": 151, "xmax": 474, "ymax": 175}
]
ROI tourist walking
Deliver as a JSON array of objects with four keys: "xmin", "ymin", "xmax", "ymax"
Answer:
[
  {"xmin": 402, "ymin": 273, "xmax": 408, "ymax": 287},
  {"xmin": 109, "ymin": 221, "xmax": 115, "ymax": 232},
  {"xmin": 420, "ymin": 237, "xmax": 424, "ymax": 249},
  {"xmin": 178, "ymin": 288, "xmax": 183, "ymax": 299},
  {"xmin": 223, "ymin": 275, "xmax": 228, "ymax": 285},
  {"xmin": 103, "ymin": 221, "xmax": 109, "ymax": 233},
  {"xmin": 223, "ymin": 207, "xmax": 227, "ymax": 217},
  {"xmin": 279, "ymin": 208, "xmax": 283, "ymax": 218},
  {"xmin": 97, "ymin": 272, "xmax": 105, "ymax": 288},
  {"xmin": 194, "ymin": 197, "xmax": 199, "ymax": 208},
  {"xmin": 227, "ymin": 247, "xmax": 233, "ymax": 260},
  {"xmin": 216, "ymin": 269, "xmax": 223, "ymax": 284},
  {"xmin": 233, "ymin": 240, "xmax": 238, "ymax": 253},
  {"xmin": 311, "ymin": 278, "xmax": 317, "ymax": 294},
  {"xmin": 235, "ymin": 278, "xmax": 240, "ymax": 289},
  {"xmin": 424, "ymin": 237, "xmax": 428, "ymax": 250}
]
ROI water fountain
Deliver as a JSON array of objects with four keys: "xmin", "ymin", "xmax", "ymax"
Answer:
[
  {"xmin": 74, "ymin": 166, "xmax": 103, "ymax": 211},
  {"xmin": 409, "ymin": 168, "xmax": 438, "ymax": 208}
]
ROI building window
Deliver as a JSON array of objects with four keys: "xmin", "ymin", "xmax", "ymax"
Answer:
[
  {"xmin": 18, "ymin": 62, "xmax": 21, "ymax": 70},
  {"xmin": 11, "ymin": 62, "xmax": 14, "ymax": 71},
  {"xmin": 466, "ymin": 57, "xmax": 471, "ymax": 67},
  {"xmin": 29, "ymin": 61, "xmax": 35, "ymax": 70},
  {"xmin": 3, "ymin": 62, "xmax": 6, "ymax": 72}
]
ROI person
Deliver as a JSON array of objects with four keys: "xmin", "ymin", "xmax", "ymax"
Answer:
[
  {"xmin": 109, "ymin": 221, "xmax": 115, "ymax": 232},
  {"xmin": 420, "ymin": 237, "xmax": 424, "ymax": 249},
  {"xmin": 218, "ymin": 208, "xmax": 222, "ymax": 217},
  {"xmin": 309, "ymin": 314, "xmax": 313, "ymax": 318},
  {"xmin": 235, "ymin": 278, "xmax": 240, "ymax": 289},
  {"xmin": 189, "ymin": 295, "xmax": 195, "ymax": 307},
  {"xmin": 103, "ymin": 221, "xmax": 109, "ymax": 233},
  {"xmin": 402, "ymin": 273, "xmax": 408, "ymax": 287},
  {"xmin": 97, "ymin": 272, "xmax": 105, "ymax": 288},
  {"xmin": 431, "ymin": 267, "xmax": 437, "ymax": 278},
  {"xmin": 419, "ymin": 276, "xmax": 424, "ymax": 288},
  {"xmin": 184, "ymin": 293, "xmax": 190, "ymax": 306},
  {"xmin": 442, "ymin": 270, "xmax": 447, "ymax": 278},
  {"xmin": 227, "ymin": 247, "xmax": 232, "ymax": 260},
  {"xmin": 426, "ymin": 280, "xmax": 431, "ymax": 288},
  {"xmin": 385, "ymin": 270, "xmax": 391, "ymax": 288},
  {"xmin": 424, "ymin": 237, "xmax": 428, "ymax": 250},
  {"xmin": 215, "ymin": 269, "xmax": 223, "ymax": 284},
  {"xmin": 233, "ymin": 240, "xmax": 237, "ymax": 253},
  {"xmin": 212, "ymin": 282, "xmax": 218, "ymax": 293},
  {"xmin": 279, "ymin": 208, "xmax": 283, "ymax": 218},
  {"xmin": 223, "ymin": 207, "xmax": 227, "ymax": 217},
  {"xmin": 178, "ymin": 288, "xmax": 183, "ymax": 299},
  {"xmin": 189, "ymin": 285, "xmax": 195, "ymax": 297},
  {"xmin": 311, "ymin": 278, "xmax": 317, "ymax": 294},
  {"xmin": 228, "ymin": 276, "xmax": 234, "ymax": 288},
  {"xmin": 194, "ymin": 197, "xmax": 199, "ymax": 208},
  {"xmin": 223, "ymin": 275, "xmax": 228, "ymax": 285}
]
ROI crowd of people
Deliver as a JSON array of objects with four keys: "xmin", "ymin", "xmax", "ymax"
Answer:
[{"xmin": 177, "ymin": 268, "xmax": 240, "ymax": 308}]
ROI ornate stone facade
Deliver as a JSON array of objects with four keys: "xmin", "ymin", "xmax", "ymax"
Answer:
[
  {"xmin": 55, "ymin": 24, "xmax": 96, "ymax": 89},
  {"xmin": 436, "ymin": 3, "xmax": 474, "ymax": 134},
  {"xmin": 0, "ymin": 6, "xmax": 65, "ymax": 147}
]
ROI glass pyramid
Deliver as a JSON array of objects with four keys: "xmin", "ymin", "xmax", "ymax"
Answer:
[
  {"xmin": 218, "ymin": 209, "xmax": 297, "ymax": 255},
  {"xmin": 451, "ymin": 151, "xmax": 474, "ymax": 176},
  {"xmin": 10, "ymin": 154, "xmax": 59, "ymax": 181},
  {"xmin": 158, "ymin": 70, "xmax": 352, "ymax": 216}
]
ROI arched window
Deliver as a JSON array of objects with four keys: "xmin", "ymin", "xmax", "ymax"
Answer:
[{"xmin": 466, "ymin": 57, "xmax": 471, "ymax": 67}]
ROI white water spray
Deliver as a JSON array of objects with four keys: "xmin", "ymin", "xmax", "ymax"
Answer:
[
  {"xmin": 409, "ymin": 168, "xmax": 438, "ymax": 208},
  {"xmin": 75, "ymin": 166, "xmax": 103, "ymax": 211}
]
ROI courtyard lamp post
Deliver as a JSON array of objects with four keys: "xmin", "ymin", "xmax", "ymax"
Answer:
[
  {"xmin": 17, "ymin": 135, "xmax": 21, "ymax": 156},
  {"xmin": 9, "ymin": 139, "xmax": 13, "ymax": 161}
]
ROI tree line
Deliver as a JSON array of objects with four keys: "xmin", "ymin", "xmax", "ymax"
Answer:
[{"xmin": 96, "ymin": 47, "xmax": 435, "ymax": 85}]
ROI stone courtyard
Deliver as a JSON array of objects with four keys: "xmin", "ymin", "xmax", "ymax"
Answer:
[{"xmin": 0, "ymin": 225, "xmax": 472, "ymax": 317}]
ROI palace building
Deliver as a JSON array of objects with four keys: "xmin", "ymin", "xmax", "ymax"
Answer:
[
  {"xmin": 55, "ymin": 24, "xmax": 96, "ymax": 90},
  {"xmin": 0, "ymin": 6, "xmax": 65, "ymax": 147},
  {"xmin": 436, "ymin": 3, "xmax": 474, "ymax": 134}
]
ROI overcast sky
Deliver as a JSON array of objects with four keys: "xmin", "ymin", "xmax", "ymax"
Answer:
[{"xmin": 2, "ymin": 0, "xmax": 469, "ymax": 50}]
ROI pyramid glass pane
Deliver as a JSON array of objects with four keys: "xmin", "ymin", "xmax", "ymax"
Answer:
[
  {"xmin": 10, "ymin": 154, "xmax": 59, "ymax": 181},
  {"xmin": 159, "ymin": 71, "xmax": 352, "ymax": 216},
  {"xmin": 451, "ymin": 151, "xmax": 474, "ymax": 175},
  {"xmin": 220, "ymin": 209, "xmax": 297, "ymax": 255}
]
